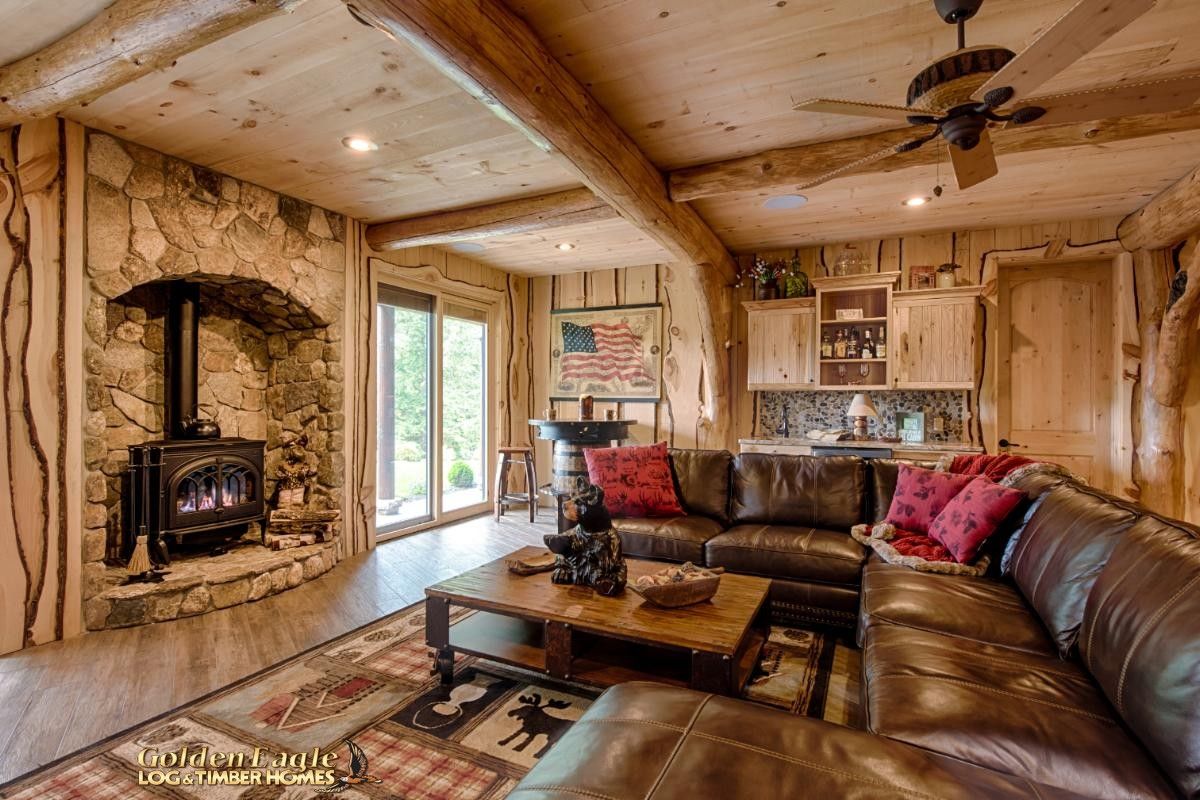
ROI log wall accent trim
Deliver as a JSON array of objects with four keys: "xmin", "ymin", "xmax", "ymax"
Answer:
[
  {"xmin": 345, "ymin": 0, "xmax": 736, "ymax": 444},
  {"xmin": 343, "ymin": 219, "xmax": 375, "ymax": 555},
  {"xmin": 1149, "ymin": 240, "xmax": 1200, "ymax": 407},
  {"xmin": 670, "ymin": 107, "xmax": 1200, "ymax": 201},
  {"xmin": 366, "ymin": 188, "xmax": 616, "ymax": 250},
  {"xmin": 1118, "ymin": 163, "xmax": 1200, "ymax": 250},
  {"xmin": 0, "ymin": 119, "xmax": 83, "ymax": 655},
  {"xmin": 0, "ymin": 0, "xmax": 308, "ymax": 129}
]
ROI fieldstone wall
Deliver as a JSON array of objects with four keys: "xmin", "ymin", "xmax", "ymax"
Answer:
[{"xmin": 81, "ymin": 131, "xmax": 347, "ymax": 627}]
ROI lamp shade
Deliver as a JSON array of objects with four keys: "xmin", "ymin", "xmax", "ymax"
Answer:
[{"xmin": 846, "ymin": 393, "xmax": 878, "ymax": 418}]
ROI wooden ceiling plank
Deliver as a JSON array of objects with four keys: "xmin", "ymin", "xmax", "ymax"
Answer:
[
  {"xmin": 0, "ymin": 0, "xmax": 309, "ymax": 129},
  {"xmin": 670, "ymin": 106, "xmax": 1200, "ymax": 201},
  {"xmin": 1118, "ymin": 162, "xmax": 1200, "ymax": 250},
  {"xmin": 366, "ymin": 188, "xmax": 616, "ymax": 250}
]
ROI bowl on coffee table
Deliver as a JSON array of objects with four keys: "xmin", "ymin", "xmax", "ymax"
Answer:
[{"xmin": 630, "ymin": 563, "xmax": 724, "ymax": 608}]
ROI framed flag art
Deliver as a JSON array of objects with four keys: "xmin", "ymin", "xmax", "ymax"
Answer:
[{"xmin": 550, "ymin": 303, "xmax": 662, "ymax": 402}]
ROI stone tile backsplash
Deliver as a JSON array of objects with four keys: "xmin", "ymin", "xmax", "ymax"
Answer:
[{"xmin": 758, "ymin": 390, "xmax": 966, "ymax": 442}]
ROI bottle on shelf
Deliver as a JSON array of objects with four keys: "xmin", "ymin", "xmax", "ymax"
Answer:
[
  {"xmin": 875, "ymin": 326, "xmax": 887, "ymax": 359},
  {"xmin": 847, "ymin": 327, "xmax": 860, "ymax": 359},
  {"xmin": 833, "ymin": 329, "xmax": 848, "ymax": 359},
  {"xmin": 820, "ymin": 330, "xmax": 833, "ymax": 359},
  {"xmin": 863, "ymin": 328, "xmax": 875, "ymax": 358}
]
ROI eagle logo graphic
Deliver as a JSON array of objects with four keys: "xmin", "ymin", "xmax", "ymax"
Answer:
[{"xmin": 317, "ymin": 739, "xmax": 383, "ymax": 794}]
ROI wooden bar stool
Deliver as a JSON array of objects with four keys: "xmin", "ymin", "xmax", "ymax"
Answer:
[{"xmin": 494, "ymin": 446, "xmax": 537, "ymax": 522}]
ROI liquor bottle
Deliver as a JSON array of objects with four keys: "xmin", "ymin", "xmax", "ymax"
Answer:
[
  {"xmin": 862, "ymin": 328, "xmax": 875, "ymax": 358},
  {"xmin": 847, "ymin": 327, "xmax": 860, "ymax": 359},
  {"xmin": 875, "ymin": 326, "xmax": 887, "ymax": 359},
  {"xmin": 833, "ymin": 329, "xmax": 848, "ymax": 359},
  {"xmin": 820, "ymin": 330, "xmax": 833, "ymax": 359}
]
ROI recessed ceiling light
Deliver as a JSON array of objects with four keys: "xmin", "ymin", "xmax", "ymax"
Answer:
[
  {"xmin": 556, "ymin": 242, "xmax": 576, "ymax": 251},
  {"xmin": 762, "ymin": 194, "xmax": 808, "ymax": 210},
  {"xmin": 341, "ymin": 136, "xmax": 378, "ymax": 152},
  {"xmin": 449, "ymin": 242, "xmax": 485, "ymax": 253},
  {"xmin": 902, "ymin": 196, "xmax": 931, "ymax": 207}
]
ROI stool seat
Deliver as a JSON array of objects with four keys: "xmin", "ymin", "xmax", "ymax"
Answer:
[{"xmin": 494, "ymin": 447, "xmax": 538, "ymax": 522}]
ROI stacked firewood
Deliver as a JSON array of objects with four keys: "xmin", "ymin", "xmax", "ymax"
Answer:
[{"xmin": 265, "ymin": 508, "xmax": 341, "ymax": 550}]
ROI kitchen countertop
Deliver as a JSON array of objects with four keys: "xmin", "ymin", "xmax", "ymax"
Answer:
[{"xmin": 739, "ymin": 437, "xmax": 984, "ymax": 454}]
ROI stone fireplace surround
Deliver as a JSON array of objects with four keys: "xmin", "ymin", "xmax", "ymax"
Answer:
[{"xmin": 81, "ymin": 132, "xmax": 347, "ymax": 630}]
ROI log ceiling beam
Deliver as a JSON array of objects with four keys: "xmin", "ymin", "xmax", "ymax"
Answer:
[
  {"xmin": 0, "ymin": 0, "xmax": 307, "ymax": 129},
  {"xmin": 1118, "ymin": 162, "xmax": 1200, "ymax": 250},
  {"xmin": 669, "ymin": 107, "xmax": 1200, "ymax": 202},
  {"xmin": 366, "ymin": 188, "xmax": 616, "ymax": 250},
  {"xmin": 346, "ymin": 0, "xmax": 736, "ymax": 441}
]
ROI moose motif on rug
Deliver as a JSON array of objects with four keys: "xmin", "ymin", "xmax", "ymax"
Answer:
[{"xmin": 498, "ymin": 693, "xmax": 573, "ymax": 758}]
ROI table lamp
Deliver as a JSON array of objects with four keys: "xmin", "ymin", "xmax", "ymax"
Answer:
[{"xmin": 847, "ymin": 393, "xmax": 878, "ymax": 441}]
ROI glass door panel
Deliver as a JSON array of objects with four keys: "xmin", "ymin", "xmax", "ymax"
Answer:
[
  {"xmin": 377, "ymin": 286, "xmax": 433, "ymax": 532},
  {"xmin": 441, "ymin": 303, "xmax": 487, "ymax": 512}
]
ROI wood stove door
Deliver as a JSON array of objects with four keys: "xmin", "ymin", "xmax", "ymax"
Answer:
[{"xmin": 167, "ymin": 455, "xmax": 262, "ymax": 533}]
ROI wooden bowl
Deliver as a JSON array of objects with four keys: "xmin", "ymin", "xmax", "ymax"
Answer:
[{"xmin": 630, "ymin": 573, "xmax": 721, "ymax": 608}]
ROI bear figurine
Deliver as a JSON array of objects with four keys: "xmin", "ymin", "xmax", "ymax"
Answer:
[{"xmin": 543, "ymin": 478, "xmax": 627, "ymax": 596}]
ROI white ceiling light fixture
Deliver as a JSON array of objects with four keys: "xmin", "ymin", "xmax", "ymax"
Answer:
[
  {"xmin": 449, "ymin": 242, "xmax": 486, "ymax": 253},
  {"xmin": 556, "ymin": 242, "xmax": 576, "ymax": 251},
  {"xmin": 762, "ymin": 194, "xmax": 808, "ymax": 210},
  {"xmin": 341, "ymin": 136, "xmax": 378, "ymax": 152},
  {"xmin": 901, "ymin": 196, "xmax": 932, "ymax": 207}
]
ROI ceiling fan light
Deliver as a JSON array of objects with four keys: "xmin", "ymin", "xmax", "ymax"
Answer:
[
  {"xmin": 1010, "ymin": 106, "xmax": 1047, "ymax": 125},
  {"xmin": 983, "ymin": 85, "xmax": 1015, "ymax": 108}
]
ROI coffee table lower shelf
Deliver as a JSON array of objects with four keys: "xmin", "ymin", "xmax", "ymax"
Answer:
[{"xmin": 432, "ymin": 607, "xmax": 766, "ymax": 696}]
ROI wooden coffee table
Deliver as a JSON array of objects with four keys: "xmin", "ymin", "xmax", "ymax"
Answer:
[{"xmin": 425, "ymin": 546, "xmax": 771, "ymax": 696}]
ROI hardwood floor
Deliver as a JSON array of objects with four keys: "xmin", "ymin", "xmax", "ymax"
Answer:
[{"xmin": 0, "ymin": 513, "xmax": 549, "ymax": 784}]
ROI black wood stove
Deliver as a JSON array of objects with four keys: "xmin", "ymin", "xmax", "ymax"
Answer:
[{"xmin": 125, "ymin": 282, "xmax": 265, "ymax": 564}]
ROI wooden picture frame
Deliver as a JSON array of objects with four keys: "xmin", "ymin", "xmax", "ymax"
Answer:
[
  {"xmin": 909, "ymin": 265, "xmax": 936, "ymax": 290},
  {"xmin": 550, "ymin": 304, "xmax": 662, "ymax": 402}
]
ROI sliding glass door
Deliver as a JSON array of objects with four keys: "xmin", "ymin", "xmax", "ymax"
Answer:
[{"xmin": 377, "ymin": 284, "xmax": 492, "ymax": 535}]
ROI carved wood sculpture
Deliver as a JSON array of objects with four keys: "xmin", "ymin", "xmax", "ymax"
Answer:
[
  {"xmin": 1120, "ymin": 163, "xmax": 1200, "ymax": 519},
  {"xmin": 0, "ymin": 0, "xmax": 309, "ymax": 129},
  {"xmin": 345, "ymin": 0, "xmax": 736, "ymax": 446}
]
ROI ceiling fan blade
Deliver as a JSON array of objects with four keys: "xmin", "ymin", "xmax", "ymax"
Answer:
[
  {"xmin": 1010, "ymin": 73, "xmax": 1200, "ymax": 127},
  {"xmin": 795, "ymin": 140, "xmax": 908, "ymax": 190},
  {"xmin": 973, "ymin": 0, "xmax": 1157, "ymax": 103},
  {"xmin": 794, "ymin": 98, "xmax": 920, "ymax": 122},
  {"xmin": 948, "ymin": 129, "xmax": 998, "ymax": 191}
]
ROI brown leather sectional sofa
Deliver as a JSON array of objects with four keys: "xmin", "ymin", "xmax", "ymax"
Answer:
[{"xmin": 511, "ymin": 450, "xmax": 1200, "ymax": 799}]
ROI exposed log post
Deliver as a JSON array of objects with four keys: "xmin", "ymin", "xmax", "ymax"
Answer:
[
  {"xmin": 670, "ymin": 107, "xmax": 1200, "ymax": 201},
  {"xmin": 1149, "ymin": 239, "xmax": 1200, "ymax": 407},
  {"xmin": 0, "ymin": 0, "xmax": 307, "ymax": 129},
  {"xmin": 366, "ymin": 188, "xmax": 616, "ymax": 250},
  {"xmin": 1118, "ymin": 163, "xmax": 1200, "ymax": 250},
  {"xmin": 346, "ymin": 0, "xmax": 735, "ymax": 443}
]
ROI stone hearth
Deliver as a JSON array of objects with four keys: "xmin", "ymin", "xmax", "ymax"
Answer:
[{"xmin": 81, "ymin": 131, "xmax": 347, "ymax": 629}]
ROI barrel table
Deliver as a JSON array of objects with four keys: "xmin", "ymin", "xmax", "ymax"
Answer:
[{"xmin": 528, "ymin": 418, "xmax": 635, "ymax": 530}]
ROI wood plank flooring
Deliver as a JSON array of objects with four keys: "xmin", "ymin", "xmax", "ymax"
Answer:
[{"xmin": 0, "ymin": 513, "xmax": 549, "ymax": 784}]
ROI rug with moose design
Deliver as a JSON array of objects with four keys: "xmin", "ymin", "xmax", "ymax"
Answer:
[{"xmin": 0, "ymin": 603, "xmax": 860, "ymax": 800}]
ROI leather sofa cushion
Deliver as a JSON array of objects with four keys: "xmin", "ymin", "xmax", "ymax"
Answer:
[
  {"xmin": 667, "ymin": 448, "xmax": 731, "ymax": 525},
  {"xmin": 862, "ymin": 625, "xmax": 1177, "ymax": 800},
  {"xmin": 731, "ymin": 453, "xmax": 865, "ymax": 529},
  {"xmin": 865, "ymin": 457, "xmax": 939, "ymax": 523},
  {"xmin": 1007, "ymin": 484, "xmax": 1137, "ymax": 657},
  {"xmin": 858, "ymin": 560, "xmax": 1056, "ymax": 655},
  {"xmin": 705, "ymin": 524, "xmax": 865, "ymax": 585},
  {"xmin": 511, "ymin": 682, "xmax": 1102, "ymax": 800},
  {"xmin": 1079, "ymin": 515, "xmax": 1200, "ymax": 798},
  {"xmin": 614, "ymin": 515, "xmax": 724, "ymax": 564}
]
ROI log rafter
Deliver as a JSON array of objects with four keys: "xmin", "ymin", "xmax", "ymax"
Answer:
[
  {"xmin": 0, "ymin": 0, "xmax": 308, "ymax": 129},
  {"xmin": 1118, "ymin": 162, "xmax": 1200, "ymax": 251},
  {"xmin": 366, "ymin": 188, "xmax": 616, "ymax": 250},
  {"xmin": 346, "ymin": 0, "xmax": 736, "ymax": 441}
]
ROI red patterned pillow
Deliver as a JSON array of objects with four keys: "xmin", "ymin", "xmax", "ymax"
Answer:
[
  {"xmin": 929, "ymin": 476, "xmax": 1025, "ymax": 563},
  {"xmin": 885, "ymin": 464, "xmax": 973, "ymax": 534},
  {"xmin": 583, "ymin": 442, "xmax": 684, "ymax": 518}
]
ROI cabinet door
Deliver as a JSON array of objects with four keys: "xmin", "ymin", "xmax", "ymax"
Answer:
[
  {"xmin": 892, "ymin": 297, "xmax": 977, "ymax": 389},
  {"xmin": 746, "ymin": 306, "xmax": 815, "ymax": 389}
]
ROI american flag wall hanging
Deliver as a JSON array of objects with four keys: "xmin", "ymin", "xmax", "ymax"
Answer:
[{"xmin": 550, "ymin": 304, "xmax": 662, "ymax": 402}]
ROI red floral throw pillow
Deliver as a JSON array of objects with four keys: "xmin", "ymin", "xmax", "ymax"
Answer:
[
  {"xmin": 929, "ymin": 476, "xmax": 1026, "ymax": 563},
  {"xmin": 583, "ymin": 442, "xmax": 684, "ymax": 518},
  {"xmin": 885, "ymin": 464, "xmax": 973, "ymax": 534}
]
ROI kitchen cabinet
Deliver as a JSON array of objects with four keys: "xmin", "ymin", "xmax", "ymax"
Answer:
[
  {"xmin": 743, "ymin": 298, "xmax": 817, "ymax": 390},
  {"xmin": 891, "ymin": 287, "xmax": 981, "ymax": 389}
]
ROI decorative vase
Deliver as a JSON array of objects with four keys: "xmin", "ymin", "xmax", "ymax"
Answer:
[
  {"xmin": 755, "ymin": 279, "xmax": 779, "ymax": 300},
  {"xmin": 784, "ymin": 271, "xmax": 810, "ymax": 298}
]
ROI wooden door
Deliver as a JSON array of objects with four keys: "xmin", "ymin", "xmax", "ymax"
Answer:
[
  {"xmin": 744, "ymin": 301, "xmax": 815, "ymax": 390},
  {"xmin": 998, "ymin": 261, "xmax": 1114, "ymax": 490},
  {"xmin": 892, "ymin": 288, "xmax": 979, "ymax": 389}
]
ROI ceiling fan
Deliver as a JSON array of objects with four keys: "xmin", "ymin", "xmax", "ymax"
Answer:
[{"xmin": 793, "ymin": 0, "xmax": 1200, "ymax": 191}]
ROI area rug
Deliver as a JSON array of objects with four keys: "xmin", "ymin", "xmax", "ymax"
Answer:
[{"xmin": 0, "ymin": 602, "xmax": 860, "ymax": 799}]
